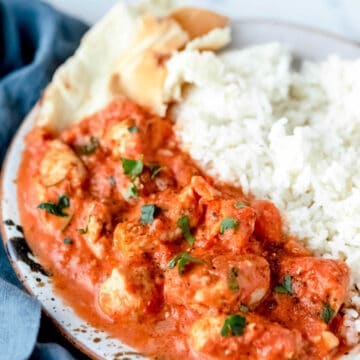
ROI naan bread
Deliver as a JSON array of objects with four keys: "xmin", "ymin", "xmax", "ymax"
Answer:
[{"xmin": 36, "ymin": 2, "xmax": 229, "ymax": 131}]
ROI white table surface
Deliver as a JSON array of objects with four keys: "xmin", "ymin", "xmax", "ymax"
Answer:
[{"xmin": 44, "ymin": 0, "xmax": 360, "ymax": 43}]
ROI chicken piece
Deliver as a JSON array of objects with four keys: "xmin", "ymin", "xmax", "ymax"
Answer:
[
  {"xmin": 35, "ymin": 185, "xmax": 73, "ymax": 232},
  {"xmin": 164, "ymin": 254, "xmax": 270, "ymax": 313},
  {"xmin": 113, "ymin": 221, "xmax": 173, "ymax": 268},
  {"xmin": 191, "ymin": 176, "xmax": 219, "ymax": 201},
  {"xmin": 104, "ymin": 118, "xmax": 143, "ymax": 158},
  {"xmin": 264, "ymin": 256, "xmax": 350, "ymax": 358},
  {"xmin": 251, "ymin": 200, "xmax": 282, "ymax": 243},
  {"xmin": 147, "ymin": 186, "xmax": 203, "ymax": 243},
  {"xmin": 279, "ymin": 257, "xmax": 350, "ymax": 315},
  {"xmin": 137, "ymin": 165, "xmax": 176, "ymax": 195},
  {"xmin": 40, "ymin": 140, "xmax": 87, "ymax": 188},
  {"xmin": 81, "ymin": 201, "xmax": 111, "ymax": 259},
  {"xmin": 189, "ymin": 313, "xmax": 304, "ymax": 360},
  {"xmin": 98, "ymin": 261, "xmax": 161, "ymax": 318},
  {"xmin": 196, "ymin": 198, "xmax": 256, "ymax": 252}
]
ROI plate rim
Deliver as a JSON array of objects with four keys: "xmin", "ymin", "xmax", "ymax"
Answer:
[{"xmin": 1, "ymin": 18, "xmax": 360, "ymax": 360}]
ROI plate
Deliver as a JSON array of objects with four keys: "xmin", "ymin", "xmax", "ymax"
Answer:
[{"xmin": 1, "ymin": 20, "xmax": 360, "ymax": 360}]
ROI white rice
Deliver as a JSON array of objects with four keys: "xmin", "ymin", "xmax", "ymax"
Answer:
[{"xmin": 169, "ymin": 43, "xmax": 360, "ymax": 340}]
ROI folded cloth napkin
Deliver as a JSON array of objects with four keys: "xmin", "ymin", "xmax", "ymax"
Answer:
[{"xmin": 0, "ymin": 0, "xmax": 88, "ymax": 359}]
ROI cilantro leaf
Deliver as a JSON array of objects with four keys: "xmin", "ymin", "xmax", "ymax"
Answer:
[
  {"xmin": 177, "ymin": 215, "xmax": 195, "ymax": 246},
  {"xmin": 57, "ymin": 194, "xmax": 70, "ymax": 209},
  {"xmin": 239, "ymin": 304, "xmax": 248, "ymax": 313},
  {"xmin": 121, "ymin": 157, "xmax": 144, "ymax": 180},
  {"xmin": 139, "ymin": 204, "xmax": 160, "ymax": 224},
  {"xmin": 128, "ymin": 126, "xmax": 139, "ymax": 134},
  {"xmin": 219, "ymin": 217, "xmax": 239, "ymax": 235},
  {"xmin": 227, "ymin": 267, "xmax": 240, "ymax": 291},
  {"xmin": 274, "ymin": 275, "xmax": 293, "ymax": 295},
  {"xmin": 321, "ymin": 303, "xmax": 335, "ymax": 324},
  {"xmin": 63, "ymin": 237, "xmax": 73, "ymax": 245},
  {"xmin": 167, "ymin": 253, "xmax": 204, "ymax": 275},
  {"xmin": 150, "ymin": 165, "xmax": 162, "ymax": 179},
  {"xmin": 235, "ymin": 201, "xmax": 247, "ymax": 209},
  {"xmin": 221, "ymin": 315, "xmax": 246, "ymax": 337},
  {"xmin": 37, "ymin": 194, "xmax": 70, "ymax": 217},
  {"xmin": 125, "ymin": 183, "xmax": 138, "ymax": 199}
]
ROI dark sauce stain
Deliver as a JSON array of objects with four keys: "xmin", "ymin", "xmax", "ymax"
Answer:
[
  {"xmin": 3, "ymin": 219, "xmax": 15, "ymax": 226},
  {"xmin": 7, "ymin": 236, "xmax": 49, "ymax": 276},
  {"xmin": 16, "ymin": 225, "xmax": 24, "ymax": 234}
]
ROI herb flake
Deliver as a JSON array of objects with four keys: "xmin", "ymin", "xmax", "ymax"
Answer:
[
  {"xmin": 177, "ymin": 215, "xmax": 195, "ymax": 246},
  {"xmin": 227, "ymin": 267, "xmax": 240, "ymax": 291},
  {"xmin": 221, "ymin": 315, "xmax": 246, "ymax": 337},
  {"xmin": 139, "ymin": 204, "xmax": 160, "ymax": 224},
  {"xmin": 128, "ymin": 126, "xmax": 139, "ymax": 134},
  {"xmin": 150, "ymin": 165, "xmax": 162, "ymax": 179},
  {"xmin": 37, "ymin": 194, "xmax": 70, "ymax": 217},
  {"xmin": 274, "ymin": 275, "xmax": 293, "ymax": 295},
  {"xmin": 235, "ymin": 201, "xmax": 247, "ymax": 209},
  {"xmin": 321, "ymin": 303, "xmax": 335, "ymax": 324},
  {"xmin": 219, "ymin": 217, "xmax": 239, "ymax": 235},
  {"xmin": 167, "ymin": 253, "xmax": 204, "ymax": 275},
  {"xmin": 121, "ymin": 157, "xmax": 144, "ymax": 180},
  {"xmin": 239, "ymin": 304, "xmax": 248, "ymax": 313},
  {"xmin": 125, "ymin": 183, "xmax": 138, "ymax": 199},
  {"xmin": 63, "ymin": 237, "xmax": 73, "ymax": 245}
]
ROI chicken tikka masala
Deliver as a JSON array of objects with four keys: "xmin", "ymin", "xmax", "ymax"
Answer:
[{"xmin": 18, "ymin": 100, "xmax": 351, "ymax": 359}]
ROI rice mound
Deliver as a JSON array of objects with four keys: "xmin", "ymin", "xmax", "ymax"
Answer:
[{"xmin": 171, "ymin": 43, "xmax": 360, "ymax": 340}]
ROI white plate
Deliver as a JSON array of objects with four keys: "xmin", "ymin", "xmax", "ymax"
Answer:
[{"xmin": 1, "ymin": 20, "xmax": 360, "ymax": 360}]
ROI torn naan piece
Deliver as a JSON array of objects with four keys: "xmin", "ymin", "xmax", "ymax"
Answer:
[{"xmin": 36, "ymin": 2, "xmax": 229, "ymax": 131}]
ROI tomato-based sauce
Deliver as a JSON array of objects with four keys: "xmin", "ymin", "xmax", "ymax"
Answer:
[{"xmin": 18, "ymin": 100, "xmax": 351, "ymax": 359}]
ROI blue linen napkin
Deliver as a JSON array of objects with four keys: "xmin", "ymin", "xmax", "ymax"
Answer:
[{"xmin": 0, "ymin": 0, "xmax": 89, "ymax": 359}]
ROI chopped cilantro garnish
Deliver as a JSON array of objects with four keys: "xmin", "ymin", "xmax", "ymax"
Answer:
[
  {"xmin": 274, "ymin": 275, "xmax": 293, "ymax": 295},
  {"xmin": 125, "ymin": 183, "xmax": 138, "ymax": 199},
  {"xmin": 37, "ymin": 194, "xmax": 70, "ymax": 217},
  {"xmin": 239, "ymin": 304, "xmax": 248, "ymax": 313},
  {"xmin": 227, "ymin": 267, "xmax": 240, "ymax": 291},
  {"xmin": 235, "ymin": 201, "xmax": 247, "ymax": 209},
  {"xmin": 221, "ymin": 315, "xmax": 246, "ymax": 337},
  {"xmin": 321, "ymin": 303, "xmax": 335, "ymax": 324},
  {"xmin": 128, "ymin": 126, "xmax": 139, "ymax": 134},
  {"xmin": 139, "ymin": 204, "xmax": 160, "ymax": 224},
  {"xmin": 219, "ymin": 217, "xmax": 239, "ymax": 235},
  {"xmin": 150, "ymin": 165, "xmax": 162, "ymax": 179},
  {"xmin": 167, "ymin": 253, "xmax": 204, "ymax": 275},
  {"xmin": 177, "ymin": 215, "xmax": 194, "ymax": 246},
  {"xmin": 63, "ymin": 237, "xmax": 73, "ymax": 245},
  {"xmin": 121, "ymin": 157, "xmax": 144, "ymax": 180}
]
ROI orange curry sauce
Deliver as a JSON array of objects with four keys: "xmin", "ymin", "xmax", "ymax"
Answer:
[{"xmin": 18, "ymin": 100, "xmax": 351, "ymax": 359}]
